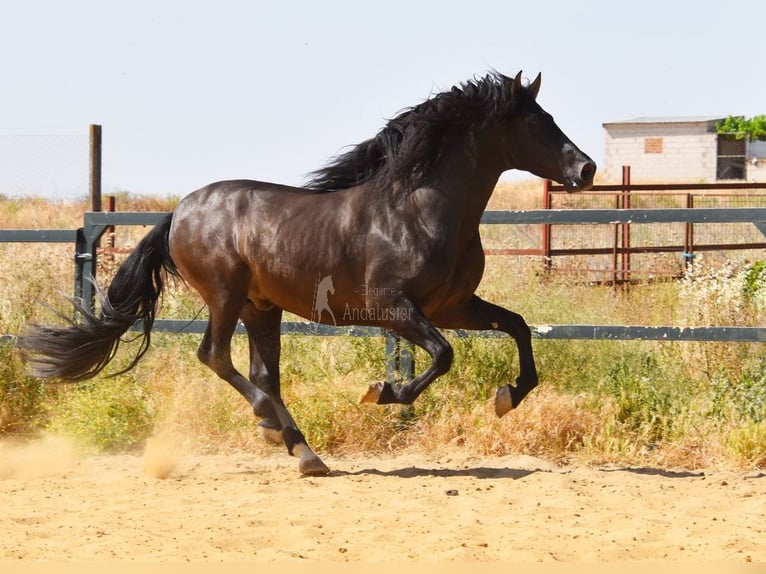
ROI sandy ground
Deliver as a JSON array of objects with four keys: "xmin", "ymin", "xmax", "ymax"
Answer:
[{"xmin": 1, "ymin": 435, "xmax": 764, "ymax": 563}]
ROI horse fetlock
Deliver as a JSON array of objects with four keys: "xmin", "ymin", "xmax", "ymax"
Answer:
[
  {"xmin": 360, "ymin": 381, "xmax": 398, "ymax": 404},
  {"xmin": 257, "ymin": 422, "xmax": 283, "ymax": 446},
  {"xmin": 281, "ymin": 426, "xmax": 307, "ymax": 456},
  {"xmin": 495, "ymin": 378, "xmax": 538, "ymax": 417}
]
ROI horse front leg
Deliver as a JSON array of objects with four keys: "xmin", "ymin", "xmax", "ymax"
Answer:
[
  {"xmin": 434, "ymin": 295, "xmax": 539, "ymax": 417},
  {"xmin": 360, "ymin": 300, "xmax": 454, "ymax": 405}
]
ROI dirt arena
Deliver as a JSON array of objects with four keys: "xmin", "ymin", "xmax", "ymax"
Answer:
[{"xmin": 1, "ymin": 435, "xmax": 764, "ymax": 563}]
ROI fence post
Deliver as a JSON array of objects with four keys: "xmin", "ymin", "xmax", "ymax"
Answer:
[
  {"xmin": 77, "ymin": 213, "xmax": 112, "ymax": 314},
  {"xmin": 621, "ymin": 165, "xmax": 632, "ymax": 284},
  {"xmin": 542, "ymin": 179, "xmax": 552, "ymax": 271},
  {"xmin": 612, "ymin": 187, "xmax": 620, "ymax": 287},
  {"xmin": 385, "ymin": 332, "xmax": 415, "ymax": 384},
  {"xmin": 105, "ymin": 195, "xmax": 116, "ymax": 266},
  {"xmin": 683, "ymin": 193, "xmax": 695, "ymax": 269},
  {"xmin": 73, "ymin": 228, "xmax": 87, "ymax": 309},
  {"xmin": 89, "ymin": 125, "xmax": 102, "ymax": 213}
]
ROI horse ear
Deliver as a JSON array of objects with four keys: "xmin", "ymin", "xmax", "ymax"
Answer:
[
  {"xmin": 529, "ymin": 72, "xmax": 542, "ymax": 99},
  {"xmin": 511, "ymin": 71, "xmax": 523, "ymax": 97}
]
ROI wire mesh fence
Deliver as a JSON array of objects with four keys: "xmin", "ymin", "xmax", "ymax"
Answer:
[{"xmin": 548, "ymin": 190, "xmax": 766, "ymax": 281}]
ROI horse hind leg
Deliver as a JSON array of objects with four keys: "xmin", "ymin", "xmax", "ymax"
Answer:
[
  {"xmin": 240, "ymin": 307, "xmax": 282, "ymax": 445},
  {"xmin": 195, "ymin": 309, "xmax": 282, "ymax": 445},
  {"xmin": 238, "ymin": 303, "xmax": 330, "ymax": 476},
  {"xmin": 195, "ymin": 295, "xmax": 328, "ymax": 475}
]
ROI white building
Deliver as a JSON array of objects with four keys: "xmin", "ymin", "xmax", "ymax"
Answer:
[{"xmin": 602, "ymin": 116, "xmax": 766, "ymax": 183}]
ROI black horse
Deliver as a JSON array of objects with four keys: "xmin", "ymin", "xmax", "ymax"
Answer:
[{"xmin": 21, "ymin": 71, "xmax": 595, "ymax": 475}]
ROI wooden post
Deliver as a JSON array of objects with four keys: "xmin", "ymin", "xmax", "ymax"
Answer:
[{"xmin": 89, "ymin": 124, "xmax": 102, "ymax": 212}]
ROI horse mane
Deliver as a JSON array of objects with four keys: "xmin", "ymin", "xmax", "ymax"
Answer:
[{"xmin": 305, "ymin": 71, "xmax": 525, "ymax": 193}]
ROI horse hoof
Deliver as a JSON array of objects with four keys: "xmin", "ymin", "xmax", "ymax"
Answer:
[
  {"xmin": 257, "ymin": 425, "xmax": 284, "ymax": 446},
  {"xmin": 299, "ymin": 455, "xmax": 331, "ymax": 477},
  {"xmin": 360, "ymin": 381, "xmax": 385, "ymax": 403},
  {"xmin": 495, "ymin": 385, "xmax": 514, "ymax": 418},
  {"xmin": 293, "ymin": 443, "xmax": 331, "ymax": 476}
]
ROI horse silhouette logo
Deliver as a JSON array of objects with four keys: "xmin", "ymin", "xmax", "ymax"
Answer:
[{"xmin": 313, "ymin": 274, "xmax": 337, "ymax": 326}]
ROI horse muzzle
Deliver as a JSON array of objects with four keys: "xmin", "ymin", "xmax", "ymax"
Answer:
[{"xmin": 561, "ymin": 153, "xmax": 596, "ymax": 192}]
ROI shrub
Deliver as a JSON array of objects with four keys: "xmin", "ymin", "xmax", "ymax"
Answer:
[
  {"xmin": 0, "ymin": 343, "xmax": 47, "ymax": 435},
  {"xmin": 46, "ymin": 377, "xmax": 154, "ymax": 452},
  {"xmin": 727, "ymin": 422, "xmax": 766, "ymax": 468}
]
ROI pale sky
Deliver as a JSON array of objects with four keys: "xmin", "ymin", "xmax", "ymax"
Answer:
[{"xmin": 1, "ymin": 0, "xmax": 763, "ymax": 199}]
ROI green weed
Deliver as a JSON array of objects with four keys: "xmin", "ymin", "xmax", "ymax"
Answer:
[
  {"xmin": 727, "ymin": 422, "xmax": 766, "ymax": 468},
  {"xmin": 0, "ymin": 343, "xmax": 47, "ymax": 435},
  {"xmin": 46, "ymin": 376, "xmax": 154, "ymax": 452}
]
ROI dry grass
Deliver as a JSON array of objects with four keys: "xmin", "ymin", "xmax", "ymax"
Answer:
[{"xmin": 1, "ymin": 189, "xmax": 765, "ymax": 470}]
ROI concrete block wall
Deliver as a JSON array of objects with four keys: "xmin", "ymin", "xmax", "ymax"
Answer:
[{"xmin": 603, "ymin": 121, "xmax": 718, "ymax": 183}]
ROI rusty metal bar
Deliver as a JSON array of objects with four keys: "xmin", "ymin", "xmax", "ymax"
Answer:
[
  {"xmin": 621, "ymin": 166, "xmax": 631, "ymax": 284},
  {"xmin": 548, "ymin": 181, "xmax": 766, "ymax": 192},
  {"xmin": 542, "ymin": 178, "xmax": 552, "ymax": 271}
]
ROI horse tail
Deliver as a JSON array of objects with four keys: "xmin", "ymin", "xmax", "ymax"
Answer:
[{"xmin": 20, "ymin": 213, "xmax": 179, "ymax": 381}]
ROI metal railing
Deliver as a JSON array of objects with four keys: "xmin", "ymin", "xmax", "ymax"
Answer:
[{"xmin": 3, "ymin": 205, "xmax": 766, "ymax": 382}]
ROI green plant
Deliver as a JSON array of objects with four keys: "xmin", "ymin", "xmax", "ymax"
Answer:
[
  {"xmin": 0, "ymin": 344, "xmax": 47, "ymax": 434},
  {"xmin": 708, "ymin": 364, "xmax": 766, "ymax": 425},
  {"xmin": 743, "ymin": 261, "xmax": 766, "ymax": 302},
  {"xmin": 716, "ymin": 115, "xmax": 766, "ymax": 141},
  {"xmin": 597, "ymin": 349, "xmax": 689, "ymax": 442},
  {"xmin": 727, "ymin": 422, "xmax": 766, "ymax": 467},
  {"xmin": 46, "ymin": 377, "xmax": 154, "ymax": 452}
]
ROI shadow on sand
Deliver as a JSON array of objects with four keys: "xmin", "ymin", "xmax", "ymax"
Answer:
[{"xmin": 330, "ymin": 465, "xmax": 543, "ymax": 480}]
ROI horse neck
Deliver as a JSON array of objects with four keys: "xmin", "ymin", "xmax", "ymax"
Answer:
[{"xmin": 414, "ymin": 134, "xmax": 505, "ymax": 228}]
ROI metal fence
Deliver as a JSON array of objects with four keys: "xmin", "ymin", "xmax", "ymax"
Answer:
[
  {"xmin": 486, "ymin": 169, "xmax": 766, "ymax": 284},
  {"xmin": 3, "ymin": 204, "xmax": 766, "ymax": 382}
]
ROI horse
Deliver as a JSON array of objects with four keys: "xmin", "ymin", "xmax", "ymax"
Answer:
[{"xmin": 20, "ymin": 71, "xmax": 595, "ymax": 476}]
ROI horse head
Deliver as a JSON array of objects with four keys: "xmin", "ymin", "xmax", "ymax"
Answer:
[{"xmin": 505, "ymin": 71, "xmax": 596, "ymax": 192}]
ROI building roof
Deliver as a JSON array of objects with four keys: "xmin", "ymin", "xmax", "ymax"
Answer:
[{"xmin": 603, "ymin": 115, "xmax": 727, "ymax": 127}]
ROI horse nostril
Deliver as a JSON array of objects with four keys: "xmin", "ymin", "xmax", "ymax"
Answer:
[{"xmin": 580, "ymin": 161, "xmax": 596, "ymax": 183}]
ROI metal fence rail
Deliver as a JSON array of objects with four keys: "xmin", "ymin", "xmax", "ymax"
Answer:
[
  {"xmin": 0, "ymin": 230, "xmax": 79, "ymax": 242},
  {"xmin": 481, "ymin": 207, "xmax": 766, "ymax": 226},
  {"xmin": 6, "ymin": 208, "xmax": 766, "ymax": 336},
  {"xmin": 140, "ymin": 320, "xmax": 766, "ymax": 343},
  {"xmin": 3, "ymin": 206, "xmax": 765, "ymax": 381},
  {"xmin": 64, "ymin": 206, "xmax": 766, "ymax": 342}
]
